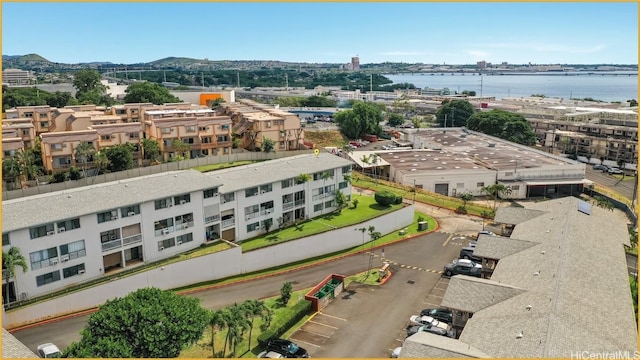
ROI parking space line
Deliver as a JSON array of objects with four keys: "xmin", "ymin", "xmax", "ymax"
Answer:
[
  {"xmin": 429, "ymin": 294, "xmax": 443, "ymax": 299},
  {"xmin": 289, "ymin": 338, "xmax": 321, "ymax": 348},
  {"xmin": 298, "ymin": 329, "xmax": 331, "ymax": 338},
  {"xmin": 317, "ymin": 312, "xmax": 347, "ymax": 321},
  {"xmin": 309, "ymin": 320, "xmax": 338, "ymax": 330},
  {"xmin": 442, "ymin": 234, "xmax": 453, "ymax": 247}
]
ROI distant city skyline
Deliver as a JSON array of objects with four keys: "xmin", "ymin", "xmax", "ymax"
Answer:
[{"xmin": 2, "ymin": 2, "xmax": 637, "ymax": 65}]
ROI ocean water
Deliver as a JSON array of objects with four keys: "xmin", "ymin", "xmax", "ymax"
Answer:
[{"xmin": 383, "ymin": 72, "xmax": 638, "ymax": 102}]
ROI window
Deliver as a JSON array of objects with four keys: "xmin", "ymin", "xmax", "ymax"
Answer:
[
  {"xmin": 339, "ymin": 181, "xmax": 348, "ymax": 189},
  {"xmin": 101, "ymin": 135, "xmax": 112, "ymax": 141},
  {"xmin": 120, "ymin": 204, "xmax": 141, "ymax": 217},
  {"xmin": 342, "ymin": 165, "xmax": 352, "ymax": 173},
  {"xmin": 199, "ymin": 126, "xmax": 208, "ymax": 131},
  {"xmin": 29, "ymin": 223, "xmax": 55, "ymax": 239},
  {"xmin": 51, "ymin": 143, "xmax": 63, "ymax": 151},
  {"xmin": 183, "ymin": 137, "xmax": 195, "ymax": 144},
  {"xmin": 221, "ymin": 125, "xmax": 229, "ymax": 130},
  {"xmin": 62, "ymin": 263, "xmax": 86, "ymax": 278},
  {"xmin": 511, "ymin": 185, "xmax": 520, "ymax": 191},
  {"xmin": 158, "ymin": 238, "xmax": 176, "ymax": 251},
  {"xmin": 176, "ymin": 233, "xmax": 193, "ymax": 245},
  {"xmin": 476, "ymin": 182, "xmax": 485, "ymax": 187},
  {"xmin": 279, "ymin": 141, "xmax": 285, "ymax": 148},
  {"xmin": 260, "ymin": 184, "xmax": 272, "ymax": 193},
  {"xmin": 40, "ymin": 121, "xmax": 49, "ymax": 128},
  {"xmin": 161, "ymin": 127, "xmax": 172, "ymax": 134},
  {"xmin": 202, "ymin": 137, "xmax": 212, "ymax": 144},
  {"xmin": 174, "ymin": 194, "xmax": 191, "ymax": 205},
  {"xmin": 217, "ymin": 135, "xmax": 229, "ymax": 142},
  {"xmin": 36, "ymin": 270, "xmax": 61, "ymax": 287},
  {"xmin": 324, "ymin": 200, "xmax": 335, "ymax": 208},
  {"xmin": 22, "ymin": 129, "xmax": 30, "ymax": 136},
  {"xmin": 155, "ymin": 198, "xmax": 173, "ymax": 210},
  {"xmin": 100, "ymin": 229, "xmax": 120, "ymax": 243},
  {"xmin": 245, "ymin": 204, "xmax": 259, "ymax": 217},
  {"xmin": 505, "ymin": 172, "xmax": 514, "ymax": 177},
  {"xmin": 59, "ymin": 240, "xmax": 86, "ymax": 260},
  {"xmin": 223, "ymin": 147, "xmax": 229, "ymax": 154},
  {"xmin": 186, "ymin": 126, "xmax": 196, "ymax": 132},
  {"xmin": 222, "ymin": 193, "xmax": 235, "ymax": 204},
  {"xmin": 247, "ymin": 222, "xmax": 260, "ymax": 232},
  {"xmin": 154, "ymin": 218, "xmax": 175, "ymax": 236},
  {"xmin": 265, "ymin": 122, "xmax": 271, "ymax": 128},
  {"xmin": 245, "ymin": 187, "xmax": 259, "ymax": 198},
  {"xmin": 97, "ymin": 210, "xmax": 119, "ymax": 223},
  {"xmin": 314, "ymin": 204, "xmax": 324, "ymax": 212},
  {"xmin": 29, "ymin": 247, "xmax": 58, "ymax": 270},
  {"xmin": 281, "ymin": 179, "xmax": 294, "ymax": 189},
  {"xmin": 2, "ymin": 233, "xmax": 9, "ymax": 246},
  {"xmin": 204, "ymin": 188, "xmax": 219, "ymax": 198},
  {"xmin": 175, "ymin": 213, "xmax": 193, "ymax": 227}
]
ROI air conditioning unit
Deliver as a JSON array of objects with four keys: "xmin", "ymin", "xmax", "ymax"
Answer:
[
  {"xmin": 177, "ymin": 240, "xmax": 183, "ymax": 245},
  {"xmin": 261, "ymin": 190, "xmax": 266, "ymax": 194},
  {"xmin": 58, "ymin": 227, "xmax": 66, "ymax": 233},
  {"xmin": 78, "ymin": 269, "xmax": 85, "ymax": 274},
  {"xmin": 128, "ymin": 212, "xmax": 136, "ymax": 217},
  {"xmin": 180, "ymin": 200, "xmax": 187, "ymax": 205},
  {"xmin": 159, "ymin": 246, "xmax": 165, "ymax": 251},
  {"xmin": 183, "ymin": 224, "xmax": 189, "ymax": 229},
  {"xmin": 168, "ymin": 203, "xmax": 173, "ymax": 207},
  {"xmin": 255, "ymin": 225, "xmax": 261, "ymax": 230},
  {"xmin": 162, "ymin": 228, "xmax": 170, "ymax": 235},
  {"xmin": 47, "ymin": 230, "xmax": 55, "ymax": 236},
  {"xmin": 266, "ymin": 210, "xmax": 271, "ymax": 214},
  {"xmin": 50, "ymin": 258, "xmax": 59, "ymax": 265},
  {"xmin": 61, "ymin": 255, "xmax": 70, "ymax": 262},
  {"xmin": 110, "ymin": 235, "xmax": 117, "ymax": 240},
  {"xmin": 111, "ymin": 211, "xmax": 118, "ymax": 218}
]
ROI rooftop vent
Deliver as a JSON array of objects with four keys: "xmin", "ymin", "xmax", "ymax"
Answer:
[
  {"xmin": 436, "ymin": 166, "xmax": 443, "ymax": 170},
  {"xmin": 517, "ymin": 332, "xmax": 524, "ymax": 339},
  {"xmin": 488, "ymin": 143, "xmax": 496, "ymax": 147}
]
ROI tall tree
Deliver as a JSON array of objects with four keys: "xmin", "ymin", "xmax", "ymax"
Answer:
[
  {"xmin": 262, "ymin": 137, "xmax": 275, "ymax": 153},
  {"xmin": 387, "ymin": 113, "xmax": 405, "ymax": 128},
  {"xmin": 171, "ymin": 139, "xmax": 190, "ymax": 159},
  {"xmin": 2, "ymin": 246, "xmax": 28, "ymax": 307},
  {"xmin": 102, "ymin": 144, "xmax": 134, "ymax": 172},
  {"xmin": 73, "ymin": 69, "xmax": 106, "ymax": 95},
  {"xmin": 435, "ymin": 100, "xmax": 475, "ymax": 127},
  {"xmin": 63, "ymin": 287, "xmax": 209, "ymax": 358},
  {"xmin": 46, "ymin": 91, "xmax": 77, "ymax": 108},
  {"xmin": 75, "ymin": 142, "xmax": 96, "ymax": 183},
  {"xmin": 334, "ymin": 101, "xmax": 384, "ymax": 139},
  {"xmin": 481, "ymin": 183, "xmax": 512, "ymax": 211},
  {"xmin": 141, "ymin": 138, "xmax": 161, "ymax": 163},
  {"xmin": 466, "ymin": 109, "xmax": 536, "ymax": 146},
  {"xmin": 242, "ymin": 300, "xmax": 267, "ymax": 352},
  {"xmin": 208, "ymin": 310, "xmax": 225, "ymax": 358},
  {"xmin": 123, "ymin": 82, "xmax": 182, "ymax": 104},
  {"xmin": 280, "ymin": 281, "xmax": 293, "ymax": 306}
]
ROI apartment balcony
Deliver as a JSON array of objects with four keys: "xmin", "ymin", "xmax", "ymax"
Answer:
[
  {"xmin": 245, "ymin": 212, "xmax": 259, "ymax": 221},
  {"xmin": 294, "ymin": 199, "xmax": 305, "ymax": 207},
  {"xmin": 205, "ymin": 214, "xmax": 221, "ymax": 224},
  {"xmin": 283, "ymin": 201, "xmax": 294, "ymax": 211},
  {"xmin": 102, "ymin": 238, "xmax": 123, "ymax": 252},
  {"xmin": 216, "ymin": 141, "xmax": 232, "ymax": 148},
  {"xmin": 175, "ymin": 221, "xmax": 194, "ymax": 231},
  {"xmin": 122, "ymin": 234, "xmax": 143, "ymax": 246},
  {"xmin": 260, "ymin": 208, "xmax": 274, "ymax": 216},
  {"xmin": 221, "ymin": 218, "xmax": 235, "ymax": 229}
]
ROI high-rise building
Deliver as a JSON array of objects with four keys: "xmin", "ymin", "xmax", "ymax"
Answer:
[
  {"xmin": 476, "ymin": 60, "xmax": 487, "ymax": 70},
  {"xmin": 351, "ymin": 56, "xmax": 360, "ymax": 71}
]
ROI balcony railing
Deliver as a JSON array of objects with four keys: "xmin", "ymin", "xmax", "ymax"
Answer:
[
  {"xmin": 175, "ymin": 221, "xmax": 194, "ymax": 231},
  {"xmin": 283, "ymin": 201, "xmax": 294, "ymax": 211},
  {"xmin": 260, "ymin": 208, "xmax": 274, "ymax": 216},
  {"xmin": 205, "ymin": 214, "xmax": 220, "ymax": 224},
  {"xmin": 245, "ymin": 212, "xmax": 260, "ymax": 221},
  {"xmin": 122, "ymin": 233, "xmax": 143, "ymax": 246},
  {"xmin": 155, "ymin": 226, "xmax": 175, "ymax": 237},
  {"xmin": 221, "ymin": 218, "xmax": 235, "ymax": 229},
  {"xmin": 294, "ymin": 199, "xmax": 305, "ymax": 206},
  {"xmin": 102, "ymin": 238, "xmax": 122, "ymax": 252}
]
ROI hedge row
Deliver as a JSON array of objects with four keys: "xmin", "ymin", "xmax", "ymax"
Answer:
[{"xmin": 257, "ymin": 299, "xmax": 312, "ymax": 346}]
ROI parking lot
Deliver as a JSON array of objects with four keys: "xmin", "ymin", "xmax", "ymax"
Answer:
[{"xmin": 286, "ymin": 232, "xmax": 475, "ymax": 358}]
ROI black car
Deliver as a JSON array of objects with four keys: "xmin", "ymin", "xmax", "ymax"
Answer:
[
  {"xmin": 406, "ymin": 324, "xmax": 448, "ymax": 337},
  {"xmin": 443, "ymin": 259, "xmax": 482, "ymax": 277},
  {"xmin": 266, "ymin": 339, "xmax": 309, "ymax": 358},
  {"xmin": 459, "ymin": 247, "xmax": 482, "ymax": 263},
  {"xmin": 420, "ymin": 308, "xmax": 453, "ymax": 324}
]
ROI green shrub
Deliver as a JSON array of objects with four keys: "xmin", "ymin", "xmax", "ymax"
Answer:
[
  {"xmin": 257, "ymin": 330, "xmax": 277, "ymax": 346},
  {"xmin": 455, "ymin": 206, "xmax": 468, "ymax": 214},
  {"xmin": 394, "ymin": 195, "xmax": 403, "ymax": 205},
  {"xmin": 374, "ymin": 191, "xmax": 397, "ymax": 206},
  {"xmin": 258, "ymin": 300, "xmax": 312, "ymax": 346}
]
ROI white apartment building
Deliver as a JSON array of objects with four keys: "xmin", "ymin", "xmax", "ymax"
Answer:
[{"xmin": 2, "ymin": 153, "xmax": 353, "ymax": 302}]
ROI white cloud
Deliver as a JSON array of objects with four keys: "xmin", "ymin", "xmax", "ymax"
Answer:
[
  {"xmin": 466, "ymin": 50, "xmax": 489, "ymax": 60},
  {"xmin": 378, "ymin": 51, "xmax": 426, "ymax": 56}
]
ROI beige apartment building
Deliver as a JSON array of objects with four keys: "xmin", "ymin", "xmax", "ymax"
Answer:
[
  {"xmin": 2, "ymin": 119, "xmax": 36, "ymax": 151},
  {"xmin": 142, "ymin": 108, "xmax": 233, "ymax": 161},
  {"xmin": 40, "ymin": 130, "xmax": 99, "ymax": 173}
]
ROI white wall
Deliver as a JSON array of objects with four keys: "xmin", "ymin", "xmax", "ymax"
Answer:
[
  {"xmin": 398, "ymin": 170, "xmax": 496, "ymax": 197},
  {"xmin": 3, "ymin": 205, "xmax": 414, "ymax": 328}
]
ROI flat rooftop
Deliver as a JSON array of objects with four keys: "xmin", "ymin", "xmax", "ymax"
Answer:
[{"xmin": 391, "ymin": 128, "xmax": 575, "ymax": 173}]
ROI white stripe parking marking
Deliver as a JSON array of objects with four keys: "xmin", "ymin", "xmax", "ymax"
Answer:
[
  {"xmin": 317, "ymin": 312, "xmax": 347, "ymax": 321},
  {"xmin": 309, "ymin": 320, "xmax": 338, "ymax": 330}
]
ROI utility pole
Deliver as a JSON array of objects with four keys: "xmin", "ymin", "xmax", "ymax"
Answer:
[
  {"xmin": 480, "ymin": 75, "xmax": 483, "ymax": 97},
  {"xmin": 413, "ymin": 179, "xmax": 417, "ymax": 204},
  {"xmin": 450, "ymin": 108, "xmax": 455, "ymax": 127},
  {"xmin": 285, "ymin": 73, "xmax": 288, "ymax": 91},
  {"xmin": 444, "ymin": 114, "xmax": 447, "ymax": 128},
  {"xmin": 201, "ymin": 72, "xmax": 205, "ymax": 88},
  {"xmin": 370, "ymin": 73, "xmax": 373, "ymax": 92},
  {"xmin": 237, "ymin": 72, "xmax": 240, "ymax": 88}
]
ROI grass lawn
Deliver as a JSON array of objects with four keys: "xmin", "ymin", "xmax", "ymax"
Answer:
[
  {"xmin": 352, "ymin": 173, "xmax": 493, "ymax": 217},
  {"xmin": 240, "ymin": 194, "xmax": 403, "ymax": 251},
  {"xmin": 192, "ymin": 161, "xmax": 262, "ymax": 173}
]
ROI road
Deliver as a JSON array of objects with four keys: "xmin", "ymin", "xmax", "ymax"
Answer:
[{"xmin": 585, "ymin": 168, "xmax": 636, "ymax": 201}]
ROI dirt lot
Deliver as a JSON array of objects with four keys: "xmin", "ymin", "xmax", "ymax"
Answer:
[{"xmin": 304, "ymin": 130, "xmax": 346, "ymax": 148}]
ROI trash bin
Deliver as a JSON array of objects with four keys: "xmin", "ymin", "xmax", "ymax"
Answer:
[{"xmin": 418, "ymin": 221, "xmax": 428, "ymax": 231}]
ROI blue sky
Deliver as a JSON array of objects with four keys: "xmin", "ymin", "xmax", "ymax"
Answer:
[{"xmin": 2, "ymin": 2, "xmax": 637, "ymax": 65}]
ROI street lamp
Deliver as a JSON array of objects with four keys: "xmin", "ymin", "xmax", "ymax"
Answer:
[{"xmin": 413, "ymin": 179, "xmax": 417, "ymax": 204}]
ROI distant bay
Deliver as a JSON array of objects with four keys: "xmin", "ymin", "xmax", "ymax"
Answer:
[{"xmin": 383, "ymin": 72, "xmax": 638, "ymax": 103}]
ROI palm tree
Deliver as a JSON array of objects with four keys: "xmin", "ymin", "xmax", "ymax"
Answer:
[
  {"xmin": 370, "ymin": 153, "xmax": 380, "ymax": 184},
  {"xmin": 208, "ymin": 309, "xmax": 225, "ymax": 357},
  {"xmin": 75, "ymin": 141, "xmax": 96, "ymax": 183},
  {"xmin": 220, "ymin": 308, "xmax": 233, "ymax": 358},
  {"xmin": 242, "ymin": 300, "xmax": 267, "ymax": 352},
  {"xmin": 460, "ymin": 192, "xmax": 474, "ymax": 210},
  {"xmin": 141, "ymin": 138, "xmax": 161, "ymax": 164},
  {"xmin": 2, "ymin": 246, "xmax": 28, "ymax": 307},
  {"xmin": 481, "ymin": 184, "xmax": 511, "ymax": 211},
  {"xmin": 2, "ymin": 157, "xmax": 22, "ymax": 189}
]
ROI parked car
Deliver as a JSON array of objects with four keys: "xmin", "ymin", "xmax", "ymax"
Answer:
[
  {"xmin": 266, "ymin": 339, "xmax": 309, "ymax": 358},
  {"xmin": 258, "ymin": 351, "xmax": 285, "ymax": 358},
  {"xmin": 592, "ymin": 164, "xmax": 607, "ymax": 171},
  {"xmin": 477, "ymin": 230, "xmax": 495, "ymax": 237},
  {"xmin": 409, "ymin": 315, "xmax": 441, "ymax": 327},
  {"xmin": 420, "ymin": 308, "xmax": 454, "ymax": 324},
  {"xmin": 460, "ymin": 247, "xmax": 482, "ymax": 263},
  {"xmin": 467, "ymin": 241, "xmax": 477, "ymax": 248},
  {"xmin": 391, "ymin": 347, "xmax": 402, "ymax": 358},
  {"xmin": 607, "ymin": 167, "xmax": 624, "ymax": 174},
  {"xmin": 406, "ymin": 324, "xmax": 448, "ymax": 337},
  {"xmin": 443, "ymin": 259, "xmax": 482, "ymax": 277},
  {"xmin": 37, "ymin": 343, "xmax": 61, "ymax": 358}
]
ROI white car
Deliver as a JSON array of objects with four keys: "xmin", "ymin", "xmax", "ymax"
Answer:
[
  {"xmin": 37, "ymin": 343, "xmax": 61, "ymax": 358},
  {"xmin": 408, "ymin": 315, "xmax": 455, "ymax": 337},
  {"xmin": 258, "ymin": 351, "xmax": 285, "ymax": 358},
  {"xmin": 391, "ymin": 347, "xmax": 402, "ymax": 358}
]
